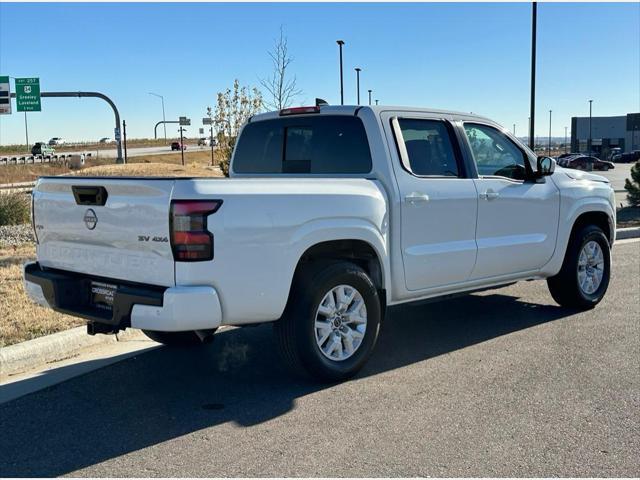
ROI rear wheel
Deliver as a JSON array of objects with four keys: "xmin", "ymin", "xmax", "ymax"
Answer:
[
  {"xmin": 143, "ymin": 329, "xmax": 216, "ymax": 346},
  {"xmin": 547, "ymin": 225, "xmax": 611, "ymax": 310},
  {"xmin": 274, "ymin": 261, "xmax": 382, "ymax": 382}
]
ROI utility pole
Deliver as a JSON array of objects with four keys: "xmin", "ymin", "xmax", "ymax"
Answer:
[
  {"xmin": 368, "ymin": 89, "xmax": 372, "ymax": 106},
  {"xmin": 588, "ymin": 99, "xmax": 593, "ymax": 155},
  {"xmin": 355, "ymin": 67, "xmax": 361, "ymax": 105},
  {"xmin": 149, "ymin": 92, "xmax": 167, "ymax": 144},
  {"xmin": 336, "ymin": 40, "xmax": 345, "ymax": 105},
  {"xmin": 548, "ymin": 110, "xmax": 552, "ymax": 156},
  {"xmin": 513, "ymin": 124, "xmax": 516, "ymax": 136},
  {"xmin": 564, "ymin": 126, "xmax": 568, "ymax": 153},
  {"xmin": 375, "ymin": 99, "xmax": 379, "ymax": 105},
  {"xmin": 529, "ymin": 2, "xmax": 537, "ymax": 150},
  {"xmin": 123, "ymin": 120, "xmax": 128, "ymax": 163}
]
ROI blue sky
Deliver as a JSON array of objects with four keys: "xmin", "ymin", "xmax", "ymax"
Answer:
[{"xmin": 0, "ymin": 2, "xmax": 638, "ymax": 144}]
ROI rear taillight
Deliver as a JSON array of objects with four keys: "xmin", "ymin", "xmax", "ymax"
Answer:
[{"xmin": 170, "ymin": 200, "xmax": 222, "ymax": 261}]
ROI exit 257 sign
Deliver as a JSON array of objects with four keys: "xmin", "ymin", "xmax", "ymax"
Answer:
[{"xmin": 16, "ymin": 77, "xmax": 41, "ymax": 112}]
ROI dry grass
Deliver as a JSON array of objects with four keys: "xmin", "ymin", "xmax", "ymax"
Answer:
[
  {"xmin": 73, "ymin": 162, "xmax": 224, "ymax": 178},
  {"xmin": 0, "ymin": 244, "xmax": 84, "ymax": 348}
]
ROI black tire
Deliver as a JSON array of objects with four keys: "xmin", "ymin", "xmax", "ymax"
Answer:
[
  {"xmin": 547, "ymin": 225, "xmax": 611, "ymax": 310},
  {"xmin": 274, "ymin": 261, "xmax": 382, "ymax": 382},
  {"xmin": 142, "ymin": 329, "xmax": 216, "ymax": 346}
]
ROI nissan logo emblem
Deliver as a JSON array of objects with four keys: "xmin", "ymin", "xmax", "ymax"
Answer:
[{"xmin": 84, "ymin": 208, "xmax": 98, "ymax": 230}]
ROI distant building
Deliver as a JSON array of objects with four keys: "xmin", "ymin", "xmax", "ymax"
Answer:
[{"xmin": 571, "ymin": 113, "xmax": 640, "ymax": 158}]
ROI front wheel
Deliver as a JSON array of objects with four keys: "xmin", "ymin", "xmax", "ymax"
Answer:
[
  {"xmin": 547, "ymin": 225, "xmax": 611, "ymax": 309},
  {"xmin": 274, "ymin": 261, "xmax": 382, "ymax": 382}
]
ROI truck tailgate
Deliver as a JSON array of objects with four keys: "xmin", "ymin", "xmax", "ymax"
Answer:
[{"xmin": 33, "ymin": 177, "xmax": 176, "ymax": 287}]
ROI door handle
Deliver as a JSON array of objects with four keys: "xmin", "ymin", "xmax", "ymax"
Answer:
[
  {"xmin": 479, "ymin": 190, "xmax": 499, "ymax": 201},
  {"xmin": 404, "ymin": 192, "xmax": 430, "ymax": 205}
]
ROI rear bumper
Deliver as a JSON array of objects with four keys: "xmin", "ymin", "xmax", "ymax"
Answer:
[{"xmin": 24, "ymin": 262, "xmax": 222, "ymax": 332}]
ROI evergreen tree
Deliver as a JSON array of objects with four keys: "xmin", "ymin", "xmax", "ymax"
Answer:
[{"xmin": 624, "ymin": 161, "xmax": 640, "ymax": 207}]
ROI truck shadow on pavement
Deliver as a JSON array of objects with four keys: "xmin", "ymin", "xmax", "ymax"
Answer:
[{"xmin": 0, "ymin": 292, "xmax": 572, "ymax": 477}]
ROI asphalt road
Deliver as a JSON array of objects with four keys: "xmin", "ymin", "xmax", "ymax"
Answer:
[
  {"xmin": 63, "ymin": 144, "xmax": 207, "ymax": 159},
  {"xmin": 0, "ymin": 144, "xmax": 208, "ymax": 161},
  {"xmin": 1, "ymin": 242, "xmax": 638, "ymax": 477},
  {"xmin": 597, "ymin": 162, "xmax": 633, "ymax": 191}
]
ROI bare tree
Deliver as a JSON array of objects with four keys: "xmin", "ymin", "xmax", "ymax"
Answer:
[{"xmin": 260, "ymin": 26, "xmax": 302, "ymax": 110}]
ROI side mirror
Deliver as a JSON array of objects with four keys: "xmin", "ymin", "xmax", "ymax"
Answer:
[{"xmin": 536, "ymin": 156, "xmax": 556, "ymax": 176}]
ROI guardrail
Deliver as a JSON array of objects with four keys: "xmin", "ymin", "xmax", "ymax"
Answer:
[
  {"xmin": 0, "ymin": 152, "xmax": 92, "ymax": 167},
  {"xmin": 0, "ymin": 181, "xmax": 36, "ymax": 194}
]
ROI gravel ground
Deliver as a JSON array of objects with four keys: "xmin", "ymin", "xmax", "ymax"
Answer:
[{"xmin": 0, "ymin": 224, "xmax": 35, "ymax": 248}]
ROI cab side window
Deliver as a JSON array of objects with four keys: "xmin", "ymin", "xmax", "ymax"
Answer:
[
  {"xmin": 397, "ymin": 119, "xmax": 461, "ymax": 177},
  {"xmin": 463, "ymin": 123, "xmax": 527, "ymax": 180}
]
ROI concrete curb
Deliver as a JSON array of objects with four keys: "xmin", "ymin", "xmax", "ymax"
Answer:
[
  {"xmin": 616, "ymin": 227, "xmax": 640, "ymax": 240},
  {"xmin": 0, "ymin": 327, "xmax": 144, "ymax": 379}
]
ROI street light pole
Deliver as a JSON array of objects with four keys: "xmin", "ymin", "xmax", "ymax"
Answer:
[
  {"xmin": 375, "ymin": 99, "xmax": 379, "ymax": 105},
  {"xmin": 336, "ymin": 40, "xmax": 345, "ymax": 105},
  {"xmin": 368, "ymin": 90, "xmax": 372, "ymax": 106},
  {"xmin": 513, "ymin": 124, "xmax": 516, "ymax": 136},
  {"xmin": 355, "ymin": 68, "xmax": 361, "ymax": 105},
  {"xmin": 588, "ymin": 99, "xmax": 593, "ymax": 155},
  {"xmin": 548, "ymin": 110, "xmax": 552, "ymax": 156},
  {"xmin": 564, "ymin": 126, "xmax": 568, "ymax": 153},
  {"xmin": 529, "ymin": 2, "xmax": 537, "ymax": 150},
  {"xmin": 149, "ymin": 92, "xmax": 167, "ymax": 144}
]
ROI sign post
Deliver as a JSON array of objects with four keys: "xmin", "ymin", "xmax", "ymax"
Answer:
[
  {"xmin": 203, "ymin": 116, "xmax": 214, "ymax": 166},
  {"xmin": 0, "ymin": 76, "xmax": 11, "ymax": 115},
  {"xmin": 15, "ymin": 78, "xmax": 41, "ymax": 112},
  {"xmin": 178, "ymin": 117, "xmax": 190, "ymax": 166}
]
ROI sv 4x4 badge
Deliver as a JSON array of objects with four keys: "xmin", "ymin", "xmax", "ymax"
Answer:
[{"xmin": 138, "ymin": 235, "xmax": 169, "ymax": 242}]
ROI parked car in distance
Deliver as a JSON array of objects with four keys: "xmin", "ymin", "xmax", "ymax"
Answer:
[
  {"xmin": 48, "ymin": 137, "xmax": 64, "ymax": 146},
  {"xmin": 567, "ymin": 155, "xmax": 615, "ymax": 171},
  {"xmin": 171, "ymin": 141, "xmax": 187, "ymax": 151},
  {"xmin": 556, "ymin": 153, "xmax": 583, "ymax": 167},
  {"xmin": 25, "ymin": 105, "xmax": 617, "ymax": 381},
  {"xmin": 615, "ymin": 151, "xmax": 640, "ymax": 163},
  {"xmin": 607, "ymin": 148, "xmax": 622, "ymax": 161},
  {"xmin": 557, "ymin": 152, "xmax": 581, "ymax": 160},
  {"xmin": 31, "ymin": 142, "xmax": 55, "ymax": 156}
]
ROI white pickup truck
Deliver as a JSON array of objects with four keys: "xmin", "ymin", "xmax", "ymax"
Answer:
[{"xmin": 24, "ymin": 105, "xmax": 616, "ymax": 381}]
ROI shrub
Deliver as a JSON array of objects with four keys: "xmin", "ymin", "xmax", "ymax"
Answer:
[
  {"xmin": 624, "ymin": 161, "xmax": 640, "ymax": 207},
  {"xmin": 0, "ymin": 192, "xmax": 31, "ymax": 226}
]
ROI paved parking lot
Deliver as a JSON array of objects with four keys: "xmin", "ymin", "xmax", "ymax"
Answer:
[{"xmin": 1, "ymin": 241, "xmax": 638, "ymax": 477}]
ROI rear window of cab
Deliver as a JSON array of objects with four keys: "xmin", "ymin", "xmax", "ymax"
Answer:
[{"xmin": 233, "ymin": 115, "xmax": 372, "ymax": 174}]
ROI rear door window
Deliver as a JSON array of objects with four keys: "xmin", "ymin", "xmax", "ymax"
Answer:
[
  {"xmin": 396, "ymin": 118, "xmax": 461, "ymax": 177},
  {"xmin": 233, "ymin": 115, "xmax": 372, "ymax": 174}
]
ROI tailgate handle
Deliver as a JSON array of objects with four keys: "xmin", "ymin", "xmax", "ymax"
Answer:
[{"xmin": 72, "ymin": 186, "xmax": 108, "ymax": 206}]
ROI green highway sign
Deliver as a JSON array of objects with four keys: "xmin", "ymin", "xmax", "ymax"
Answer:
[
  {"xmin": 0, "ymin": 76, "xmax": 10, "ymax": 115},
  {"xmin": 15, "ymin": 77, "xmax": 41, "ymax": 112}
]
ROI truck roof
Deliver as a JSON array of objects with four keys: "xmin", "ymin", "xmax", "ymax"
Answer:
[{"xmin": 250, "ymin": 105, "xmax": 493, "ymax": 123}]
